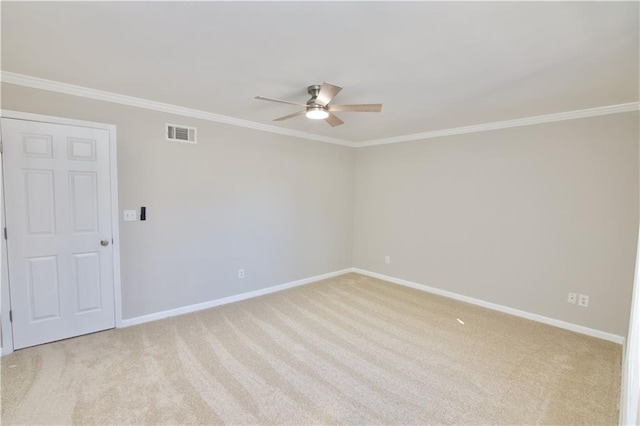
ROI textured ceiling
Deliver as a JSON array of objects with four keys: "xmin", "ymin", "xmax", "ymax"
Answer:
[{"xmin": 2, "ymin": 1, "xmax": 638, "ymax": 142}]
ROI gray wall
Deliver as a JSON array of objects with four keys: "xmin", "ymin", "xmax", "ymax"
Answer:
[
  {"xmin": 2, "ymin": 83, "xmax": 638, "ymax": 338},
  {"xmin": 353, "ymin": 112, "xmax": 639, "ymax": 336},
  {"xmin": 1, "ymin": 83, "xmax": 355, "ymax": 320}
]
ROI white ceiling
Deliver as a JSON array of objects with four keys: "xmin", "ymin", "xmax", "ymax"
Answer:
[{"xmin": 2, "ymin": 1, "xmax": 638, "ymax": 143}]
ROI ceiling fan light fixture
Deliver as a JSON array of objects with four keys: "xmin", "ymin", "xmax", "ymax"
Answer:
[{"xmin": 305, "ymin": 106, "xmax": 329, "ymax": 120}]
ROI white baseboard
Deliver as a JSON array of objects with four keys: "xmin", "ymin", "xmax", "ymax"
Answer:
[
  {"xmin": 7, "ymin": 266, "xmax": 622, "ymax": 352},
  {"xmin": 352, "ymin": 268, "xmax": 625, "ymax": 345},
  {"xmin": 120, "ymin": 268, "xmax": 353, "ymax": 328}
]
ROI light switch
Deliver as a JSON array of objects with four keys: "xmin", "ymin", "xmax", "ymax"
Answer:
[{"xmin": 123, "ymin": 210, "xmax": 137, "ymax": 221}]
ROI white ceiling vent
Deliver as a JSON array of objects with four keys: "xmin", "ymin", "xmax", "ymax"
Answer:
[{"xmin": 166, "ymin": 123, "xmax": 197, "ymax": 144}]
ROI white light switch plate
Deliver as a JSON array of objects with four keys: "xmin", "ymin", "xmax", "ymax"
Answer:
[{"xmin": 123, "ymin": 210, "xmax": 137, "ymax": 221}]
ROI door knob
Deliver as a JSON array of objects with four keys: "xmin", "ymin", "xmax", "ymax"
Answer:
[{"xmin": 100, "ymin": 240, "xmax": 109, "ymax": 247}]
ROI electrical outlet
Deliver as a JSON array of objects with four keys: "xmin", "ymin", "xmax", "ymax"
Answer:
[
  {"xmin": 238, "ymin": 269, "xmax": 245, "ymax": 279},
  {"xmin": 385, "ymin": 256, "xmax": 390, "ymax": 264},
  {"xmin": 578, "ymin": 294, "xmax": 589, "ymax": 307},
  {"xmin": 568, "ymin": 293, "xmax": 577, "ymax": 304}
]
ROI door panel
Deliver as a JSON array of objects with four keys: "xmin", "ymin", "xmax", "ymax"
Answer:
[
  {"xmin": 27, "ymin": 255, "xmax": 61, "ymax": 321},
  {"xmin": 73, "ymin": 251, "xmax": 102, "ymax": 313},
  {"xmin": 67, "ymin": 138, "xmax": 96, "ymax": 161},
  {"xmin": 2, "ymin": 118, "xmax": 115, "ymax": 349},
  {"xmin": 24, "ymin": 170, "xmax": 56, "ymax": 235},
  {"xmin": 22, "ymin": 134, "xmax": 53, "ymax": 158},
  {"xmin": 69, "ymin": 171, "xmax": 98, "ymax": 233}
]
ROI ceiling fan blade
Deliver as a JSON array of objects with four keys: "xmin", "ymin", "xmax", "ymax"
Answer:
[
  {"xmin": 324, "ymin": 113, "xmax": 344, "ymax": 127},
  {"xmin": 273, "ymin": 110, "xmax": 306, "ymax": 121},
  {"xmin": 255, "ymin": 96, "xmax": 305, "ymax": 107},
  {"xmin": 315, "ymin": 82, "xmax": 342, "ymax": 106},
  {"xmin": 328, "ymin": 104, "xmax": 382, "ymax": 112}
]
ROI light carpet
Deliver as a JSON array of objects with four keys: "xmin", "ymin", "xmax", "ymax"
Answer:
[{"xmin": 1, "ymin": 273, "xmax": 622, "ymax": 424}]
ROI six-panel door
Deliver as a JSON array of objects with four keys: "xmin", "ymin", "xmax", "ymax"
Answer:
[{"xmin": 2, "ymin": 118, "xmax": 115, "ymax": 349}]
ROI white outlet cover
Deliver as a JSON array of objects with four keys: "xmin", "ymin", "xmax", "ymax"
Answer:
[
  {"xmin": 568, "ymin": 293, "xmax": 577, "ymax": 304},
  {"xmin": 578, "ymin": 294, "xmax": 589, "ymax": 307},
  {"xmin": 123, "ymin": 210, "xmax": 137, "ymax": 221}
]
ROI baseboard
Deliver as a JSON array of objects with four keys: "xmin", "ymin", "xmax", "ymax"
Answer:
[
  {"xmin": 352, "ymin": 268, "xmax": 625, "ymax": 345},
  {"xmin": 120, "ymin": 268, "xmax": 353, "ymax": 328}
]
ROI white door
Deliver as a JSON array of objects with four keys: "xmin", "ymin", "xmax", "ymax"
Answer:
[{"xmin": 2, "ymin": 118, "xmax": 115, "ymax": 349}]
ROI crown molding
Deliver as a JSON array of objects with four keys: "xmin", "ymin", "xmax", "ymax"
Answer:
[
  {"xmin": 0, "ymin": 71, "xmax": 353, "ymax": 147},
  {"xmin": 357, "ymin": 101, "xmax": 640, "ymax": 147},
  {"xmin": 2, "ymin": 71, "xmax": 638, "ymax": 149}
]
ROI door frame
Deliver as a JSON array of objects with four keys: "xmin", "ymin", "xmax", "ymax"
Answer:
[
  {"xmin": 621, "ymin": 227, "xmax": 640, "ymax": 424},
  {"xmin": 0, "ymin": 110, "xmax": 122, "ymax": 355}
]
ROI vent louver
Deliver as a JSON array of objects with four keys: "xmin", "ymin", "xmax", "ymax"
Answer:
[{"xmin": 166, "ymin": 124, "xmax": 197, "ymax": 144}]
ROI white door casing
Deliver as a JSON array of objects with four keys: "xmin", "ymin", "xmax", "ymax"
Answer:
[{"xmin": 3, "ymin": 118, "xmax": 116, "ymax": 349}]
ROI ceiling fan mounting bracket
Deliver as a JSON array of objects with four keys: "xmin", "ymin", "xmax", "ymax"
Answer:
[
  {"xmin": 307, "ymin": 85, "xmax": 321, "ymax": 105},
  {"xmin": 307, "ymin": 85, "xmax": 321, "ymax": 97}
]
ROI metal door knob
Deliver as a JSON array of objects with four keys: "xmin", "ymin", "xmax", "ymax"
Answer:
[{"xmin": 100, "ymin": 240, "xmax": 109, "ymax": 247}]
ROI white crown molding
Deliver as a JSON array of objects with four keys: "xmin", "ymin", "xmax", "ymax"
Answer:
[
  {"xmin": 357, "ymin": 101, "xmax": 640, "ymax": 147},
  {"xmin": 2, "ymin": 71, "xmax": 638, "ymax": 148},
  {"xmin": 0, "ymin": 71, "xmax": 353, "ymax": 147}
]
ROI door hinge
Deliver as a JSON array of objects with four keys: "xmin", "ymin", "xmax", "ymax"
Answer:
[
  {"xmin": 3, "ymin": 227, "xmax": 6, "ymax": 240},
  {"xmin": 0, "ymin": 140, "xmax": 3, "ymax": 154},
  {"xmin": 9, "ymin": 310, "xmax": 12, "ymax": 322}
]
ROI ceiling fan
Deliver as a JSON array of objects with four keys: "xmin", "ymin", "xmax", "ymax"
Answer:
[{"xmin": 255, "ymin": 82, "xmax": 382, "ymax": 127}]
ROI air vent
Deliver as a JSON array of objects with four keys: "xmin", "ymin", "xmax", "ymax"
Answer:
[{"xmin": 166, "ymin": 123, "xmax": 197, "ymax": 144}]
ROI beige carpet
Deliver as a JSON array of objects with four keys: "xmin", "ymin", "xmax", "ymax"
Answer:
[{"xmin": 1, "ymin": 273, "xmax": 621, "ymax": 425}]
